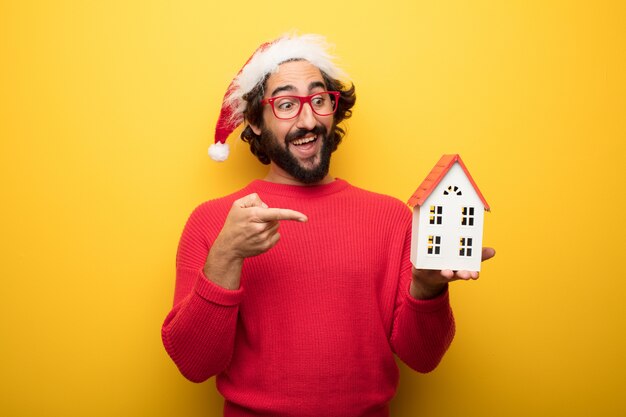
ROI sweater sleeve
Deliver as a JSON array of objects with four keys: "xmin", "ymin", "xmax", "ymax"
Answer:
[
  {"xmin": 389, "ymin": 222, "xmax": 456, "ymax": 373},
  {"xmin": 161, "ymin": 204, "xmax": 243, "ymax": 383}
]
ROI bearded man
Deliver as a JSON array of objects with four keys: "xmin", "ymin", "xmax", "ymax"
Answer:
[{"xmin": 162, "ymin": 33, "xmax": 495, "ymax": 417}]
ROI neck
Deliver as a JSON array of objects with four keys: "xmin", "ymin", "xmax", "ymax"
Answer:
[{"xmin": 264, "ymin": 163, "xmax": 334, "ymax": 186}]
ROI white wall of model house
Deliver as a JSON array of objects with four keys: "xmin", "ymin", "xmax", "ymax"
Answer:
[{"xmin": 411, "ymin": 162, "xmax": 486, "ymax": 272}]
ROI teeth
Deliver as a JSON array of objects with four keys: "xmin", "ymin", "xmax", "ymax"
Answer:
[{"xmin": 291, "ymin": 135, "xmax": 316, "ymax": 146}]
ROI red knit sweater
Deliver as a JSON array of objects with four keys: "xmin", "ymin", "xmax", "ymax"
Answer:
[{"xmin": 162, "ymin": 179, "xmax": 455, "ymax": 417}]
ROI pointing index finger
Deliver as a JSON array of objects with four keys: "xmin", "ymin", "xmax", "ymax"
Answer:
[{"xmin": 256, "ymin": 208, "xmax": 308, "ymax": 223}]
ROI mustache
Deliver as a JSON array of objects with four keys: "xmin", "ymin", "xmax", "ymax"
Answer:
[{"xmin": 284, "ymin": 125, "xmax": 328, "ymax": 144}]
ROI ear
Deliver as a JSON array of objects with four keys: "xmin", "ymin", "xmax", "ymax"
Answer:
[{"xmin": 249, "ymin": 122, "xmax": 262, "ymax": 136}]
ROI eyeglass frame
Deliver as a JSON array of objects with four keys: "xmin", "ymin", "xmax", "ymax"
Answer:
[{"xmin": 261, "ymin": 91, "xmax": 341, "ymax": 120}]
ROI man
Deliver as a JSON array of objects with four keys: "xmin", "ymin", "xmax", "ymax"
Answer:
[{"xmin": 162, "ymin": 33, "xmax": 495, "ymax": 416}]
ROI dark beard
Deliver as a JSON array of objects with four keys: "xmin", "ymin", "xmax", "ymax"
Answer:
[{"xmin": 260, "ymin": 124, "xmax": 333, "ymax": 185}]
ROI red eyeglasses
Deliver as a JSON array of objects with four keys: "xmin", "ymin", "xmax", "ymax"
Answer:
[{"xmin": 261, "ymin": 91, "xmax": 340, "ymax": 120}]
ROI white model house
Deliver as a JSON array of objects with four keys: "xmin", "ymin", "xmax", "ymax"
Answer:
[{"xmin": 408, "ymin": 154, "xmax": 490, "ymax": 272}]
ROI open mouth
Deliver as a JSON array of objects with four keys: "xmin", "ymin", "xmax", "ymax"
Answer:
[
  {"xmin": 290, "ymin": 134, "xmax": 318, "ymax": 147},
  {"xmin": 288, "ymin": 134, "xmax": 319, "ymax": 159}
]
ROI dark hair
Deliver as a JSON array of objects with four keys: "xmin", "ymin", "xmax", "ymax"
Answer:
[{"xmin": 240, "ymin": 68, "xmax": 357, "ymax": 165}]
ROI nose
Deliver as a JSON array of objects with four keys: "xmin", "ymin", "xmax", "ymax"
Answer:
[{"xmin": 295, "ymin": 102, "xmax": 317, "ymax": 131}]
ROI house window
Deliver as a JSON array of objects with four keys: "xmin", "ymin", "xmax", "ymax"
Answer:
[
  {"xmin": 461, "ymin": 207, "xmax": 475, "ymax": 226},
  {"xmin": 443, "ymin": 185, "xmax": 462, "ymax": 196},
  {"xmin": 429, "ymin": 206, "xmax": 443, "ymax": 225},
  {"xmin": 459, "ymin": 237, "xmax": 473, "ymax": 257},
  {"xmin": 427, "ymin": 235, "xmax": 442, "ymax": 255}
]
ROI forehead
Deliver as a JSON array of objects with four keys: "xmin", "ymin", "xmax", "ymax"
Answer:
[{"xmin": 265, "ymin": 60, "xmax": 325, "ymax": 96}]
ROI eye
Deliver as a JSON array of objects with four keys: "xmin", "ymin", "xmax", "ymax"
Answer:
[
  {"xmin": 311, "ymin": 95, "xmax": 326, "ymax": 107},
  {"xmin": 274, "ymin": 97, "xmax": 298, "ymax": 112}
]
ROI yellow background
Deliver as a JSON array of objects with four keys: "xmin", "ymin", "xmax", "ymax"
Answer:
[{"xmin": 1, "ymin": 0, "xmax": 624, "ymax": 416}]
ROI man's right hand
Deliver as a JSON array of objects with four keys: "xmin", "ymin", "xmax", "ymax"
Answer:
[{"xmin": 203, "ymin": 193, "xmax": 307, "ymax": 290}]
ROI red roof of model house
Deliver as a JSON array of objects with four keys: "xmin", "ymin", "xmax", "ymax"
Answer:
[{"xmin": 407, "ymin": 154, "xmax": 490, "ymax": 211}]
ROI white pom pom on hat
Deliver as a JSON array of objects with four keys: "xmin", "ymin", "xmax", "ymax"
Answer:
[
  {"xmin": 208, "ymin": 142, "xmax": 229, "ymax": 162},
  {"xmin": 209, "ymin": 33, "xmax": 346, "ymax": 161}
]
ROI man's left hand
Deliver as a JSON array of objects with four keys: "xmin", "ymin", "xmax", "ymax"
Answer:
[{"xmin": 410, "ymin": 247, "xmax": 496, "ymax": 300}]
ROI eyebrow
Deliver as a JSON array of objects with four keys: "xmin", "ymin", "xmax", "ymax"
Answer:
[{"xmin": 270, "ymin": 81, "xmax": 327, "ymax": 97}]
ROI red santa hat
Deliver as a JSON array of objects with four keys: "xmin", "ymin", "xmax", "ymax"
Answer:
[{"xmin": 208, "ymin": 33, "xmax": 346, "ymax": 161}]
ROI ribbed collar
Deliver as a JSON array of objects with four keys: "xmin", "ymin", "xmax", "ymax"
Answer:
[{"xmin": 245, "ymin": 178, "xmax": 350, "ymax": 199}]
